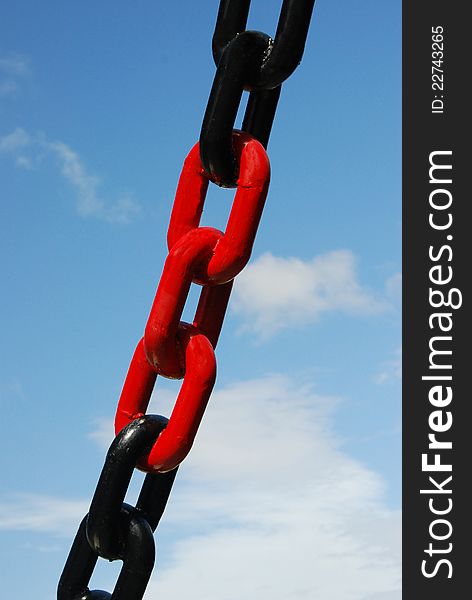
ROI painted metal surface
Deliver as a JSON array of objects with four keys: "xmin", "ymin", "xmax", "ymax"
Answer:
[
  {"xmin": 116, "ymin": 131, "xmax": 270, "ymax": 472},
  {"xmin": 58, "ymin": 417, "xmax": 178, "ymax": 600}
]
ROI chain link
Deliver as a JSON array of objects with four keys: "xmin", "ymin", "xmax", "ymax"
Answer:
[
  {"xmin": 201, "ymin": 0, "xmax": 316, "ymax": 186},
  {"xmin": 58, "ymin": 2, "xmax": 315, "ymax": 598},
  {"xmin": 58, "ymin": 417, "xmax": 178, "ymax": 599},
  {"xmin": 115, "ymin": 132, "xmax": 269, "ymax": 473}
]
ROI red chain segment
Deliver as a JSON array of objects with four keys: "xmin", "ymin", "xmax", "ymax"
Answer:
[
  {"xmin": 167, "ymin": 131, "xmax": 270, "ymax": 282},
  {"xmin": 145, "ymin": 131, "xmax": 270, "ymax": 377},
  {"xmin": 115, "ymin": 131, "xmax": 270, "ymax": 472},
  {"xmin": 115, "ymin": 327, "xmax": 216, "ymax": 473}
]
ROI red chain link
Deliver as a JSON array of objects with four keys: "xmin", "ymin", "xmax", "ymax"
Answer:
[{"xmin": 115, "ymin": 131, "xmax": 270, "ymax": 472}]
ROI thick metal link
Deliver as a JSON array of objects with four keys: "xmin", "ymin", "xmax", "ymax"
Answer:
[
  {"xmin": 241, "ymin": 86, "xmax": 281, "ymax": 150},
  {"xmin": 201, "ymin": 0, "xmax": 315, "ymax": 186},
  {"xmin": 212, "ymin": 0, "xmax": 316, "ymax": 89},
  {"xmin": 211, "ymin": 0, "xmax": 250, "ymax": 66},
  {"xmin": 58, "ymin": 417, "xmax": 178, "ymax": 600},
  {"xmin": 144, "ymin": 227, "xmax": 224, "ymax": 378},
  {"xmin": 115, "ymin": 326, "xmax": 216, "ymax": 473},
  {"xmin": 143, "ymin": 132, "xmax": 268, "ymax": 377},
  {"xmin": 86, "ymin": 415, "xmax": 177, "ymax": 557},
  {"xmin": 166, "ymin": 131, "xmax": 270, "ymax": 285},
  {"xmin": 200, "ymin": 32, "xmax": 277, "ymax": 186},
  {"xmin": 116, "ymin": 132, "xmax": 269, "ymax": 472},
  {"xmin": 58, "ymin": 508, "xmax": 155, "ymax": 600}
]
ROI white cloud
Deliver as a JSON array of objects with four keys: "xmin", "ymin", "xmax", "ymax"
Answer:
[
  {"xmin": 374, "ymin": 346, "xmax": 402, "ymax": 384},
  {"xmin": 0, "ymin": 128, "xmax": 140, "ymax": 223},
  {"xmin": 0, "ymin": 127, "xmax": 31, "ymax": 152},
  {"xmin": 87, "ymin": 388, "xmax": 178, "ymax": 451},
  {"xmin": 87, "ymin": 416, "xmax": 115, "ymax": 448},
  {"xmin": 141, "ymin": 374, "xmax": 401, "ymax": 600},
  {"xmin": 3, "ymin": 375, "xmax": 400, "ymax": 598},
  {"xmin": 0, "ymin": 55, "xmax": 29, "ymax": 76},
  {"xmin": 0, "ymin": 80, "xmax": 17, "ymax": 97},
  {"xmin": 385, "ymin": 272, "xmax": 402, "ymax": 305},
  {"xmin": 0, "ymin": 54, "xmax": 29, "ymax": 98},
  {"xmin": 232, "ymin": 251, "xmax": 389, "ymax": 338},
  {"xmin": 0, "ymin": 494, "xmax": 87, "ymax": 537}
]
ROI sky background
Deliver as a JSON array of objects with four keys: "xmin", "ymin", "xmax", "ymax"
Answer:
[{"xmin": 0, "ymin": 1, "xmax": 401, "ymax": 598}]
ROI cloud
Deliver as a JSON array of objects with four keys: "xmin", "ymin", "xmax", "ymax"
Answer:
[
  {"xmin": 374, "ymin": 346, "xmax": 402, "ymax": 384},
  {"xmin": 87, "ymin": 388, "xmax": 178, "ymax": 451},
  {"xmin": 20, "ymin": 541, "xmax": 62, "ymax": 553},
  {"xmin": 0, "ymin": 80, "xmax": 18, "ymax": 97},
  {"xmin": 142, "ymin": 374, "xmax": 401, "ymax": 600},
  {"xmin": 0, "ymin": 128, "xmax": 140, "ymax": 223},
  {"xmin": 0, "ymin": 494, "xmax": 88, "ymax": 537},
  {"xmin": 232, "ymin": 251, "xmax": 389, "ymax": 338},
  {"xmin": 88, "ymin": 416, "xmax": 115, "ymax": 449},
  {"xmin": 0, "ymin": 127, "xmax": 31, "ymax": 152},
  {"xmin": 0, "ymin": 55, "xmax": 29, "ymax": 76},
  {"xmin": 0, "ymin": 54, "xmax": 29, "ymax": 98},
  {"xmin": 3, "ymin": 375, "xmax": 400, "ymax": 598},
  {"xmin": 385, "ymin": 272, "xmax": 402, "ymax": 305}
]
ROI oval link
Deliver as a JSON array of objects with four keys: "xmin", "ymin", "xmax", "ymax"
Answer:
[
  {"xmin": 144, "ymin": 131, "xmax": 269, "ymax": 377},
  {"xmin": 168, "ymin": 131, "xmax": 270, "ymax": 282},
  {"xmin": 144, "ymin": 227, "xmax": 223, "ymax": 378},
  {"xmin": 212, "ymin": 0, "xmax": 315, "ymax": 89},
  {"xmin": 116, "ymin": 326, "xmax": 216, "ymax": 473},
  {"xmin": 200, "ymin": 32, "xmax": 270, "ymax": 186},
  {"xmin": 58, "ymin": 418, "xmax": 178, "ymax": 600},
  {"xmin": 86, "ymin": 416, "xmax": 172, "ymax": 559},
  {"xmin": 202, "ymin": 0, "xmax": 314, "ymax": 185},
  {"xmin": 116, "ymin": 132, "xmax": 268, "ymax": 468}
]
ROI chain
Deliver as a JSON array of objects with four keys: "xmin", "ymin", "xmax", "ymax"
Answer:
[
  {"xmin": 202, "ymin": 0, "xmax": 315, "ymax": 186},
  {"xmin": 58, "ymin": 2, "xmax": 315, "ymax": 598}
]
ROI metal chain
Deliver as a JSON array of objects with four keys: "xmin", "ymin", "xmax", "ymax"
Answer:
[
  {"xmin": 58, "ymin": 2, "xmax": 315, "ymax": 598},
  {"xmin": 201, "ymin": 0, "xmax": 316, "ymax": 186},
  {"xmin": 58, "ymin": 416, "xmax": 178, "ymax": 599}
]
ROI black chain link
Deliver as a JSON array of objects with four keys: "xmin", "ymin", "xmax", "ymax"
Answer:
[
  {"xmin": 200, "ymin": 0, "xmax": 316, "ymax": 187},
  {"xmin": 58, "ymin": 417, "xmax": 178, "ymax": 599}
]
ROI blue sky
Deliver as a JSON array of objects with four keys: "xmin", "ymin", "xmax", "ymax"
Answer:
[{"xmin": 0, "ymin": 1, "xmax": 401, "ymax": 598}]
